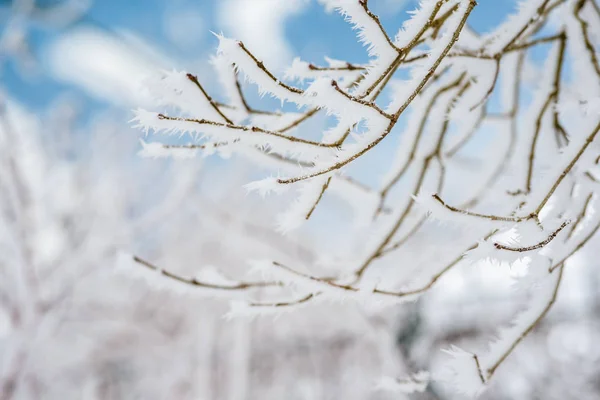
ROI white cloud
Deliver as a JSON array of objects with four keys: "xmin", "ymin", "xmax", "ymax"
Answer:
[
  {"xmin": 216, "ymin": 0, "xmax": 308, "ymax": 72},
  {"xmin": 45, "ymin": 28, "xmax": 168, "ymax": 107},
  {"xmin": 163, "ymin": 9, "xmax": 206, "ymax": 50}
]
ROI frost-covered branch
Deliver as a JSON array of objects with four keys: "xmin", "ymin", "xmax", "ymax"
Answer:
[{"xmin": 129, "ymin": 0, "xmax": 600, "ymax": 395}]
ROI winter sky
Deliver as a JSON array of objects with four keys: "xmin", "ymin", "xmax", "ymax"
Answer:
[{"xmin": 2, "ymin": 0, "xmax": 515, "ymax": 113}]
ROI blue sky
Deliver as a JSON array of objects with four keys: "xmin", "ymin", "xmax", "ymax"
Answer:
[
  {"xmin": 0, "ymin": 0, "xmax": 528, "ymax": 239},
  {"xmin": 1, "ymin": 0, "xmax": 515, "ymax": 114}
]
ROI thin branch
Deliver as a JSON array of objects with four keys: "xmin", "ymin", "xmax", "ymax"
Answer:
[
  {"xmin": 358, "ymin": 83, "xmax": 469, "ymax": 277},
  {"xmin": 377, "ymin": 76, "xmax": 465, "ymax": 213},
  {"xmin": 133, "ymin": 256, "xmax": 278, "ymax": 290},
  {"xmin": 186, "ymin": 73, "xmax": 234, "ymax": 124},
  {"xmin": 486, "ymin": 265, "xmax": 564, "ymax": 378},
  {"xmin": 432, "ymin": 194, "xmax": 532, "ymax": 222},
  {"xmin": 278, "ymin": 107, "xmax": 321, "ymax": 134},
  {"xmin": 501, "ymin": 0, "xmax": 554, "ymax": 52},
  {"xmin": 156, "ymin": 113, "xmax": 340, "ymax": 149},
  {"xmin": 232, "ymin": 68, "xmax": 280, "ymax": 116},
  {"xmin": 372, "ymin": 251, "xmax": 467, "ymax": 298},
  {"xmin": 438, "ymin": 119, "xmax": 600, "ymax": 223},
  {"xmin": 392, "ymin": 1, "xmax": 477, "ymax": 121},
  {"xmin": 305, "ymin": 177, "xmax": 332, "ymax": 220},
  {"xmin": 359, "ymin": 0, "xmax": 403, "ymax": 53},
  {"xmin": 493, "ymin": 221, "xmax": 569, "ymax": 252},
  {"xmin": 248, "ymin": 293, "xmax": 316, "ymax": 308},
  {"xmin": 308, "ymin": 62, "xmax": 365, "ymax": 71},
  {"xmin": 550, "ymin": 218, "xmax": 600, "ymax": 272},
  {"xmin": 473, "ymin": 354, "xmax": 487, "ymax": 384},
  {"xmin": 459, "ymin": 51, "xmax": 525, "ymax": 209},
  {"xmin": 505, "ymin": 32, "xmax": 565, "ymax": 52},
  {"xmin": 276, "ymin": 119, "xmax": 394, "ymax": 185},
  {"xmin": 236, "ymin": 41, "xmax": 305, "ymax": 95},
  {"xmin": 444, "ymin": 108, "xmax": 486, "ymax": 157},
  {"xmin": 403, "ymin": 0, "xmax": 448, "ymax": 50},
  {"xmin": 566, "ymin": 193, "xmax": 594, "ymax": 239},
  {"xmin": 469, "ymin": 57, "xmax": 501, "ymax": 111},
  {"xmin": 379, "ymin": 216, "xmax": 427, "ymax": 256},
  {"xmin": 525, "ymin": 32, "xmax": 566, "ymax": 193},
  {"xmin": 358, "ymin": 0, "xmax": 447, "ymax": 99},
  {"xmin": 402, "ymin": 53, "xmax": 429, "ymax": 64},
  {"xmin": 360, "ymin": 53, "xmax": 403, "ymax": 99},
  {"xmin": 534, "ymin": 119, "xmax": 600, "ymax": 215},
  {"xmin": 160, "ymin": 141, "xmax": 231, "ymax": 150},
  {"xmin": 330, "ymin": 80, "xmax": 394, "ymax": 120},
  {"xmin": 272, "ymin": 261, "xmax": 358, "ymax": 292},
  {"xmin": 277, "ymin": 1, "xmax": 476, "ymax": 185},
  {"xmin": 574, "ymin": 0, "xmax": 600, "ymax": 77}
]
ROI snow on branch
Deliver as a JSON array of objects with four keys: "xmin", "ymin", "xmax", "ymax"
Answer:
[
  {"xmin": 215, "ymin": 34, "xmax": 306, "ymax": 105},
  {"xmin": 131, "ymin": 110, "xmax": 340, "ymax": 159},
  {"xmin": 115, "ymin": 253, "xmax": 280, "ymax": 299},
  {"xmin": 130, "ymin": 0, "xmax": 600, "ymax": 395},
  {"xmin": 318, "ymin": 0, "xmax": 401, "ymax": 58}
]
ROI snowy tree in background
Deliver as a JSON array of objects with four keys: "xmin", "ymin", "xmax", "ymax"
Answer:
[
  {"xmin": 0, "ymin": 94, "xmax": 405, "ymax": 399},
  {"xmin": 0, "ymin": 0, "xmax": 91, "ymax": 74},
  {"xmin": 133, "ymin": 0, "xmax": 600, "ymax": 397},
  {"xmin": 0, "ymin": 1, "xmax": 411, "ymax": 395},
  {"xmin": 0, "ymin": 94, "xmax": 208, "ymax": 398}
]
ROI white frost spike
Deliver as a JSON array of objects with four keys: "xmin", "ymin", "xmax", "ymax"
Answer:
[
  {"xmin": 215, "ymin": 34, "xmax": 305, "ymax": 105},
  {"xmin": 303, "ymin": 78, "xmax": 387, "ymax": 124},
  {"xmin": 131, "ymin": 108, "xmax": 165, "ymax": 136},
  {"xmin": 143, "ymin": 69, "xmax": 226, "ymax": 122},
  {"xmin": 522, "ymin": 118, "xmax": 600, "ymax": 216},
  {"xmin": 412, "ymin": 192, "xmax": 506, "ymax": 230},
  {"xmin": 210, "ymin": 54, "xmax": 247, "ymax": 113},
  {"xmin": 246, "ymin": 259, "xmax": 302, "ymax": 288},
  {"xmin": 249, "ymin": 111, "xmax": 304, "ymax": 133},
  {"xmin": 247, "ymin": 260, "xmax": 328, "ymax": 294},
  {"xmin": 284, "ymin": 58, "xmax": 312, "ymax": 82},
  {"xmin": 131, "ymin": 109, "xmax": 336, "ymax": 158},
  {"xmin": 463, "ymin": 233, "xmax": 529, "ymax": 267},
  {"xmin": 244, "ymin": 177, "xmax": 289, "ymax": 198},
  {"xmin": 138, "ymin": 140, "xmax": 197, "ymax": 159},
  {"xmin": 284, "ymin": 57, "xmax": 363, "ymax": 83},
  {"xmin": 225, "ymin": 295, "xmax": 315, "ymax": 320},
  {"xmin": 276, "ymin": 176, "xmax": 331, "ymax": 233},
  {"xmin": 480, "ymin": 269, "xmax": 561, "ymax": 371},
  {"xmin": 564, "ymin": 12, "xmax": 600, "ymax": 99},
  {"xmin": 317, "ymin": 0, "xmax": 398, "ymax": 59},
  {"xmin": 382, "ymin": 72, "xmax": 461, "ymax": 188},
  {"xmin": 384, "ymin": 1, "xmax": 472, "ymax": 113},
  {"xmin": 438, "ymin": 345, "xmax": 487, "ymax": 397},
  {"xmin": 209, "ymin": 60, "xmax": 254, "ymax": 123},
  {"xmin": 114, "ymin": 254, "xmax": 242, "ymax": 299},
  {"xmin": 317, "ymin": 0, "xmax": 401, "ymax": 99},
  {"xmin": 394, "ymin": 0, "xmax": 446, "ymax": 48},
  {"xmin": 483, "ymin": 0, "xmax": 549, "ymax": 55}
]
